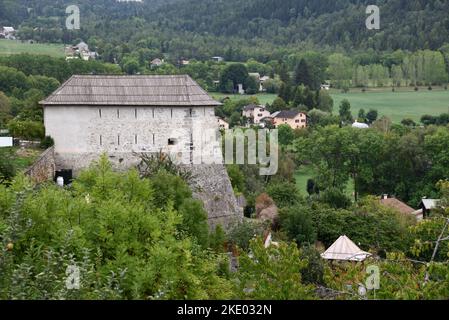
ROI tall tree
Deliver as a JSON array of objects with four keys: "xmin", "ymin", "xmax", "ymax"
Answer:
[
  {"xmin": 294, "ymin": 59, "xmax": 312, "ymax": 88},
  {"xmin": 338, "ymin": 99, "xmax": 353, "ymax": 124}
]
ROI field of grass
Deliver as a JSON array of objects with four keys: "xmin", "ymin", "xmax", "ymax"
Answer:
[
  {"xmin": 211, "ymin": 93, "xmax": 278, "ymax": 105},
  {"xmin": 295, "ymin": 165, "xmax": 315, "ymax": 195},
  {"xmin": 295, "ymin": 165, "xmax": 355, "ymax": 198},
  {"xmin": 211, "ymin": 88, "xmax": 449, "ymax": 124},
  {"xmin": 0, "ymin": 39, "xmax": 65, "ymax": 57},
  {"xmin": 332, "ymin": 88, "xmax": 449, "ymax": 123}
]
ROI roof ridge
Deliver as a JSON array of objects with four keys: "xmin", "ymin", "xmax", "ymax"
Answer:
[{"xmin": 41, "ymin": 74, "xmax": 222, "ymax": 107}]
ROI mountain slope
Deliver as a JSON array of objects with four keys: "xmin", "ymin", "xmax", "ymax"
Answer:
[
  {"xmin": 152, "ymin": 0, "xmax": 449, "ymax": 50},
  {"xmin": 1, "ymin": 0, "xmax": 449, "ymax": 55}
]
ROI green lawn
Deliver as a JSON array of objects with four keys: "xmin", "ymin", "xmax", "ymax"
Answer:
[
  {"xmin": 331, "ymin": 88, "xmax": 449, "ymax": 123},
  {"xmin": 295, "ymin": 165, "xmax": 315, "ymax": 195},
  {"xmin": 295, "ymin": 165, "xmax": 355, "ymax": 198},
  {"xmin": 0, "ymin": 39, "xmax": 65, "ymax": 57}
]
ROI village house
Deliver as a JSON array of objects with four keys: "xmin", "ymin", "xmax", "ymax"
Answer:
[
  {"xmin": 272, "ymin": 110, "xmax": 307, "ymax": 129},
  {"xmin": 0, "ymin": 26, "xmax": 15, "ymax": 39},
  {"xmin": 352, "ymin": 120, "xmax": 370, "ymax": 129},
  {"xmin": 379, "ymin": 195, "xmax": 422, "ymax": 221},
  {"xmin": 418, "ymin": 198, "xmax": 442, "ymax": 219},
  {"xmin": 217, "ymin": 117, "xmax": 229, "ymax": 130},
  {"xmin": 65, "ymin": 41, "xmax": 97, "ymax": 61},
  {"xmin": 211, "ymin": 56, "xmax": 224, "ymax": 63},
  {"xmin": 150, "ymin": 58, "xmax": 164, "ymax": 68},
  {"xmin": 179, "ymin": 59, "xmax": 190, "ymax": 66},
  {"xmin": 242, "ymin": 104, "xmax": 271, "ymax": 126}
]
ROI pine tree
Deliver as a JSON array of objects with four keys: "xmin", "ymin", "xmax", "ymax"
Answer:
[{"xmin": 294, "ymin": 59, "xmax": 312, "ymax": 88}]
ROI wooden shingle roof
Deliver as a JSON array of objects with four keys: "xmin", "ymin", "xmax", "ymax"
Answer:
[{"xmin": 40, "ymin": 75, "xmax": 221, "ymax": 107}]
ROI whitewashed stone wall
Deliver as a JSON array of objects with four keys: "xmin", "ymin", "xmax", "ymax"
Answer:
[{"xmin": 44, "ymin": 105, "xmax": 217, "ymax": 173}]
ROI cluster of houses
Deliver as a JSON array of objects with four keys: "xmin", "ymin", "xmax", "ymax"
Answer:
[
  {"xmin": 242, "ymin": 104, "xmax": 307, "ymax": 129},
  {"xmin": 0, "ymin": 26, "xmax": 16, "ymax": 40},
  {"xmin": 379, "ymin": 194, "xmax": 441, "ymax": 221},
  {"xmin": 65, "ymin": 41, "xmax": 98, "ymax": 61},
  {"xmin": 216, "ymin": 104, "xmax": 308, "ymax": 131}
]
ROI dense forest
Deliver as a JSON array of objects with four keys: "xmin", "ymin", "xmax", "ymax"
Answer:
[{"xmin": 1, "ymin": 0, "xmax": 449, "ymax": 61}]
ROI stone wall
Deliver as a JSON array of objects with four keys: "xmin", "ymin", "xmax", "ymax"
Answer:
[
  {"xmin": 44, "ymin": 105, "xmax": 218, "ymax": 173},
  {"xmin": 186, "ymin": 164, "xmax": 243, "ymax": 231},
  {"xmin": 24, "ymin": 146, "xmax": 56, "ymax": 184}
]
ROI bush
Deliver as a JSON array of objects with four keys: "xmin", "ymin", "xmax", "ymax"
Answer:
[
  {"xmin": 0, "ymin": 148, "xmax": 16, "ymax": 182},
  {"xmin": 300, "ymin": 245, "xmax": 325, "ymax": 285},
  {"xmin": 266, "ymin": 181, "xmax": 301, "ymax": 208},
  {"xmin": 279, "ymin": 205, "xmax": 317, "ymax": 245},
  {"xmin": 178, "ymin": 198, "xmax": 210, "ymax": 248},
  {"xmin": 227, "ymin": 219, "xmax": 265, "ymax": 251},
  {"xmin": 40, "ymin": 136, "xmax": 54, "ymax": 149},
  {"xmin": 319, "ymin": 187, "xmax": 352, "ymax": 209},
  {"xmin": 7, "ymin": 119, "xmax": 44, "ymax": 140}
]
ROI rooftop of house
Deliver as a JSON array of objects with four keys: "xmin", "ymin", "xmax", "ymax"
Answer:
[
  {"xmin": 40, "ymin": 75, "xmax": 222, "ymax": 107},
  {"xmin": 243, "ymin": 104, "xmax": 265, "ymax": 111},
  {"xmin": 420, "ymin": 199, "xmax": 441, "ymax": 210},
  {"xmin": 274, "ymin": 110, "xmax": 304, "ymax": 119},
  {"xmin": 380, "ymin": 197, "xmax": 416, "ymax": 215}
]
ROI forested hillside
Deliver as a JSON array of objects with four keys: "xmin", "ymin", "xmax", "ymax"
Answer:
[
  {"xmin": 155, "ymin": 0, "xmax": 449, "ymax": 50},
  {"xmin": 1, "ymin": 0, "xmax": 449, "ymax": 59}
]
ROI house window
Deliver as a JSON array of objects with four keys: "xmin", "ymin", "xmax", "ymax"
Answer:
[
  {"xmin": 99, "ymin": 109, "xmax": 102, "ymax": 118},
  {"xmin": 258, "ymin": 114, "xmax": 263, "ymax": 117},
  {"xmin": 295, "ymin": 120, "xmax": 300, "ymax": 123},
  {"xmin": 135, "ymin": 108, "xmax": 137, "ymax": 119},
  {"xmin": 168, "ymin": 138, "xmax": 177, "ymax": 146},
  {"xmin": 100, "ymin": 135, "xmax": 102, "ymax": 146},
  {"xmin": 117, "ymin": 109, "xmax": 120, "ymax": 119},
  {"xmin": 152, "ymin": 133, "xmax": 155, "ymax": 144},
  {"xmin": 152, "ymin": 108, "xmax": 155, "ymax": 118},
  {"xmin": 190, "ymin": 108, "xmax": 193, "ymax": 117},
  {"xmin": 301, "ymin": 119, "xmax": 306, "ymax": 123},
  {"xmin": 135, "ymin": 135, "xmax": 138, "ymax": 144},
  {"xmin": 171, "ymin": 108, "xmax": 173, "ymax": 118},
  {"xmin": 117, "ymin": 135, "xmax": 120, "ymax": 145}
]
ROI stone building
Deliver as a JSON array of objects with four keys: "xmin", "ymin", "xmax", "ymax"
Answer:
[{"xmin": 41, "ymin": 75, "xmax": 243, "ymax": 228}]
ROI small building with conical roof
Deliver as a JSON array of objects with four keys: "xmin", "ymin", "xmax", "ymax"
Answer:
[{"xmin": 321, "ymin": 235, "xmax": 371, "ymax": 262}]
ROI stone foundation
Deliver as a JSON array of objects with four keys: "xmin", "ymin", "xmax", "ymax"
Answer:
[
  {"xmin": 186, "ymin": 164, "xmax": 243, "ymax": 231},
  {"xmin": 25, "ymin": 147, "xmax": 56, "ymax": 184}
]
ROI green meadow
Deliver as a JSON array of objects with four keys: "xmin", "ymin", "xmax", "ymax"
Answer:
[
  {"xmin": 0, "ymin": 39, "xmax": 65, "ymax": 58},
  {"xmin": 211, "ymin": 89, "xmax": 449, "ymax": 123},
  {"xmin": 332, "ymin": 88, "xmax": 449, "ymax": 123}
]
